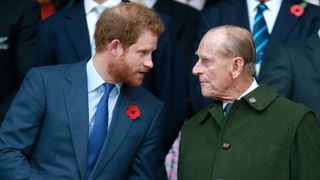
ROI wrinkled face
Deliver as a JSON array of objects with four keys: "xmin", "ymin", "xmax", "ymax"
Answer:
[
  {"xmin": 112, "ymin": 30, "xmax": 158, "ymax": 87},
  {"xmin": 192, "ymin": 37, "xmax": 232, "ymax": 99}
]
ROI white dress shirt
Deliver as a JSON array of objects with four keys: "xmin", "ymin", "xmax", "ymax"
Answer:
[
  {"xmin": 84, "ymin": 0, "xmax": 121, "ymax": 54},
  {"xmin": 86, "ymin": 58, "xmax": 122, "ymax": 135},
  {"xmin": 174, "ymin": 0, "xmax": 206, "ymax": 10},
  {"xmin": 132, "ymin": 0, "xmax": 157, "ymax": 8},
  {"xmin": 247, "ymin": 0, "xmax": 282, "ymax": 34},
  {"xmin": 223, "ymin": 78, "xmax": 259, "ymax": 109}
]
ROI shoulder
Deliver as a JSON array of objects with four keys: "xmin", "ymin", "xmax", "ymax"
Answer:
[
  {"xmin": 0, "ymin": 0, "xmax": 39, "ymax": 20},
  {"xmin": 1, "ymin": 0, "xmax": 38, "ymax": 10},
  {"xmin": 183, "ymin": 105, "xmax": 213, "ymax": 128},
  {"xmin": 266, "ymin": 34, "xmax": 314, "ymax": 60},
  {"xmin": 26, "ymin": 61, "xmax": 85, "ymax": 81},
  {"xmin": 201, "ymin": 0, "xmax": 231, "ymax": 15},
  {"xmin": 274, "ymin": 95, "xmax": 311, "ymax": 115},
  {"xmin": 251, "ymin": 85, "xmax": 312, "ymax": 119}
]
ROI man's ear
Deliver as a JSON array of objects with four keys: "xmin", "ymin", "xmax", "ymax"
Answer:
[
  {"xmin": 107, "ymin": 39, "xmax": 122, "ymax": 56},
  {"xmin": 231, "ymin": 57, "xmax": 244, "ymax": 79}
]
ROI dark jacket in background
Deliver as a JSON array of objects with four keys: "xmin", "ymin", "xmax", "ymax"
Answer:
[
  {"xmin": 0, "ymin": 0, "xmax": 40, "ymax": 123},
  {"xmin": 260, "ymin": 33, "xmax": 320, "ymax": 126}
]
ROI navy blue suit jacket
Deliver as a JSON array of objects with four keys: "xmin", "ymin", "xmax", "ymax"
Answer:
[
  {"xmin": 0, "ymin": 61, "xmax": 166, "ymax": 179},
  {"xmin": 259, "ymin": 33, "xmax": 320, "ymax": 126},
  {"xmin": 35, "ymin": 1, "xmax": 179, "ymax": 153},
  {"xmin": 190, "ymin": 0, "xmax": 320, "ymax": 114}
]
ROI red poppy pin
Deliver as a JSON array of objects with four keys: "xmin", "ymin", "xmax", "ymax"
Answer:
[
  {"xmin": 290, "ymin": 2, "xmax": 307, "ymax": 17},
  {"xmin": 126, "ymin": 105, "xmax": 140, "ymax": 120}
]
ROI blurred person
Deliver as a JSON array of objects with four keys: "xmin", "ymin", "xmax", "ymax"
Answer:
[
  {"xmin": 179, "ymin": 25, "xmax": 320, "ymax": 180},
  {"xmin": 0, "ymin": 0, "xmax": 40, "ymax": 124},
  {"xmin": 37, "ymin": 0, "xmax": 56, "ymax": 20},
  {"xmin": 260, "ymin": 29, "xmax": 320, "ymax": 126},
  {"xmin": 173, "ymin": 0, "xmax": 206, "ymax": 10},
  {"xmin": 0, "ymin": 3, "xmax": 167, "ymax": 179}
]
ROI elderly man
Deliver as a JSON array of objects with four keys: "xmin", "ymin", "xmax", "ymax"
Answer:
[
  {"xmin": 0, "ymin": 3, "xmax": 166, "ymax": 179},
  {"xmin": 178, "ymin": 25, "xmax": 320, "ymax": 180}
]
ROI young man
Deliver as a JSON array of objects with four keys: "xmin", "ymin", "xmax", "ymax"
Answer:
[{"xmin": 0, "ymin": 3, "xmax": 166, "ymax": 179}]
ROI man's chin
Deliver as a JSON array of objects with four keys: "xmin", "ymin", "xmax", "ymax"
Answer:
[{"xmin": 200, "ymin": 90, "xmax": 210, "ymax": 98}]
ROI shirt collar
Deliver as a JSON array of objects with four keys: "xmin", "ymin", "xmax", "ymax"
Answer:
[
  {"xmin": 86, "ymin": 57, "xmax": 122, "ymax": 93},
  {"xmin": 85, "ymin": 0, "xmax": 122, "ymax": 14},
  {"xmin": 141, "ymin": 0, "xmax": 157, "ymax": 8},
  {"xmin": 222, "ymin": 78, "xmax": 259, "ymax": 108},
  {"xmin": 240, "ymin": 78, "xmax": 259, "ymax": 98},
  {"xmin": 247, "ymin": 0, "xmax": 282, "ymax": 13}
]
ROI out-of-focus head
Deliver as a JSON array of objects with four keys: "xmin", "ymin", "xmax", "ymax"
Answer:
[
  {"xmin": 94, "ymin": 2, "xmax": 164, "ymax": 52},
  {"xmin": 193, "ymin": 25, "xmax": 255, "ymax": 101}
]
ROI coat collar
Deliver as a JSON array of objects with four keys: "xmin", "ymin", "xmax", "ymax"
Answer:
[{"xmin": 197, "ymin": 85, "xmax": 278, "ymax": 125}]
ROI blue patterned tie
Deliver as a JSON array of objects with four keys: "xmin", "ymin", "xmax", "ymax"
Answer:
[
  {"xmin": 87, "ymin": 83, "xmax": 115, "ymax": 177},
  {"xmin": 223, "ymin": 103, "xmax": 232, "ymax": 117},
  {"xmin": 253, "ymin": 2, "xmax": 269, "ymax": 76}
]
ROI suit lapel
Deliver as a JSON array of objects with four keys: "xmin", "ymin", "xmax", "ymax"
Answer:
[
  {"xmin": 307, "ymin": 34, "xmax": 320, "ymax": 76},
  {"xmin": 64, "ymin": 61, "xmax": 89, "ymax": 179},
  {"xmin": 63, "ymin": 2, "xmax": 91, "ymax": 61},
  {"xmin": 268, "ymin": 0, "xmax": 298, "ymax": 47},
  {"xmin": 92, "ymin": 85, "xmax": 135, "ymax": 177},
  {"xmin": 227, "ymin": 0, "xmax": 250, "ymax": 30}
]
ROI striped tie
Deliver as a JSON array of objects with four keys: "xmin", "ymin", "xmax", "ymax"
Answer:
[
  {"xmin": 253, "ymin": 2, "xmax": 269, "ymax": 77},
  {"xmin": 223, "ymin": 103, "xmax": 232, "ymax": 117}
]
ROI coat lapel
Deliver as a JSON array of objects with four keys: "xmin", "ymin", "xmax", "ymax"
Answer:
[
  {"xmin": 63, "ymin": 2, "xmax": 91, "ymax": 61},
  {"xmin": 92, "ymin": 85, "xmax": 136, "ymax": 177},
  {"xmin": 197, "ymin": 103, "xmax": 224, "ymax": 128},
  {"xmin": 208, "ymin": 103, "xmax": 225, "ymax": 128},
  {"xmin": 307, "ymin": 34, "xmax": 320, "ymax": 76},
  {"xmin": 64, "ymin": 61, "xmax": 89, "ymax": 179},
  {"xmin": 227, "ymin": 0, "xmax": 250, "ymax": 30},
  {"xmin": 268, "ymin": 0, "xmax": 298, "ymax": 47}
]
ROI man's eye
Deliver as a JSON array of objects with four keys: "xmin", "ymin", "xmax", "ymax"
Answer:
[{"xmin": 139, "ymin": 51, "xmax": 149, "ymax": 56}]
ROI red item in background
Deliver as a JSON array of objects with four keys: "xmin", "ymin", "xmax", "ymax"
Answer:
[{"xmin": 41, "ymin": 3, "xmax": 56, "ymax": 20}]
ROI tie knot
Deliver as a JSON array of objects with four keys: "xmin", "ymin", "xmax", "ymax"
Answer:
[
  {"xmin": 103, "ymin": 83, "xmax": 115, "ymax": 96},
  {"xmin": 95, "ymin": 5, "xmax": 106, "ymax": 15},
  {"xmin": 257, "ymin": 2, "xmax": 268, "ymax": 13}
]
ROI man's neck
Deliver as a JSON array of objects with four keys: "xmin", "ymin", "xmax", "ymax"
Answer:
[{"xmin": 221, "ymin": 75, "xmax": 255, "ymax": 104}]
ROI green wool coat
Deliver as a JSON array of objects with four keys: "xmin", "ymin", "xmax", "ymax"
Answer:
[{"xmin": 178, "ymin": 85, "xmax": 320, "ymax": 180}]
